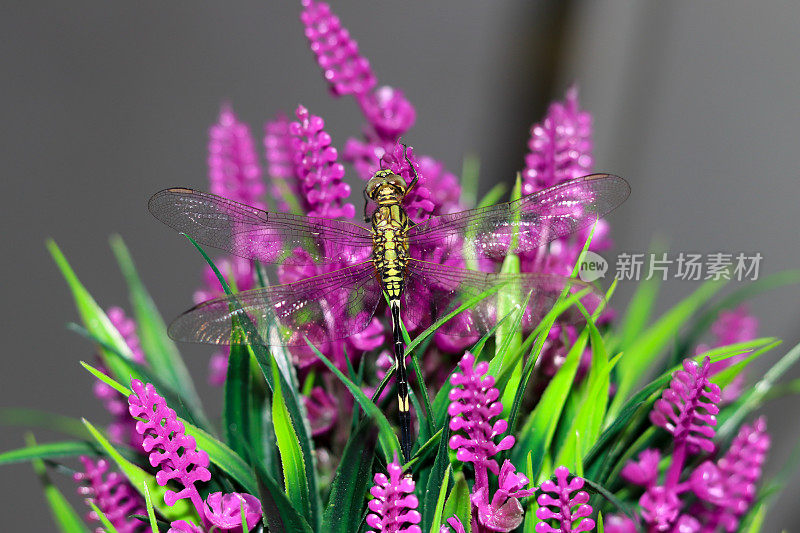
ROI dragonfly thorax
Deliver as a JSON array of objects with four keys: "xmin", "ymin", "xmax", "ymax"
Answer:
[{"xmin": 366, "ymin": 169, "xmax": 407, "ymax": 205}]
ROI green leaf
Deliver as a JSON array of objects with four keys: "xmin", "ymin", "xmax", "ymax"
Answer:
[
  {"xmin": 428, "ymin": 464, "xmax": 452, "ymax": 533},
  {"xmin": 223, "ymin": 341, "xmax": 252, "ymax": 459},
  {"xmin": 0, "ymin": 441, "xmax": 96, "ymax": 465},
  {"xmin": 422, "ymin": 420, "xmax": 452, "ymax": 532},
  {"xmin": 271, "ymin": 360, "xmax": 310, "ymax": 519},
  {"xmin": 47, "ymin": 239, "xmax": 137, "ymax": 383},
  {"xmin": 711, "ymin": 338, "xmax": 782, "ymax": 389},
  {"xmin": 142, "ymin": 482, "xmax": 159, "ymax": 533},
  {"xmin": 305, "ymin": 338, "xmax": 401, "ymax": 461},
  {"xmin": 740, "ymin": 504, "xmax": 766, "ymax": 533},
  {"xmin": 608, "ymin": 279, "xmax": 725, "ymax": 419},
  {"xmin": 442, "ymin": 471, "xmax": 471, "ymax": 533},
  {"xmin": 28, "ymin": 435, "xmax": 90, "ymax": 533},
  {"xmin": 321, "ymin": 418, "xmax": 377, "ymax": 533},
  {"xmin": 253, "ymin": 458, "xmax": 314, "ymax": 533},
  {"xmin": 0, "ymin": 408, "xmax": 89, "ymax": 440},
  {"xmin": 109, "ymin": 235, "xmax": 206, "ymax": 426},
  {"xmin": 88, "ymin": 501, "xmax": 120, "ymax": 533}
]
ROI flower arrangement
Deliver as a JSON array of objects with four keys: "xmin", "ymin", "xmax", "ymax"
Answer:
[{"xmin": 2, "ymin": 2, "xmax": 799, "ymax": 532}]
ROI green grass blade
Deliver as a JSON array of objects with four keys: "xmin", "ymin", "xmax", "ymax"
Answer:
[
  {"xmin": 223, "ymin": 342, "xmax": 252, "ymax": 460},
  {"xmin": 305, "ymin": 338, "xmax": 401, "ymax": 461},
  {"xmin": 88, "ymin": 501, "xmax": 120, "ymax": 533},
  {"xmin": 28, "ymin": 435, "xmax": 90, "ymax": 533},
  {"xmin": 0, "ymin": 441, "xmax": 96, "ymax": 465},
  {"xmin": 82, "ymin": 419, "xmax": 196, "ymax": 522},
  {"xmin": 608, "ymin": 279, "xmax": 726, "ymax": 419},
  {"xmin": 442, "ymin": 471, "xmax": 471, "ymax": 532},
  {"xmin": 47, "ymin": 239, "xmax": 136, "ymax": 382},
  {"xmin": 422, "ymin": 420, "xmax": 452, "ymax": 532},
  {"xmin": 428, "ymin": 464, "xmax": 452, "ymax": 533},
  {"xmin": 141, "ymin": 481, "xmax": 159, "ymax": 533},
  {"xmin": 321, "ymin": 418, "xmax": 377, "ymax": 533},
  {"xmin": 0, "ymin": 408, "xmax": 89, "ymax": 440},
  {"xmin": 271, "ymin": 361, "xmax": 310, "ymax": 519},
  {"xmin": 109, "ymin": 235, "xmax": 205, "ymax": 422},
  {"xmin": 252, "ymin": 458, "xmax": 314, "ymax": 533}
]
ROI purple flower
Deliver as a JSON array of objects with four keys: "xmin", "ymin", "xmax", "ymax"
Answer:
[
  {"xmin": 603, "ymin": 514, "xmax": 637, "ymax": 533},
  {"xmin": 203, "ymin": 492, "xmax": 262, "ymax": 532},
  {"xmin": 168, "ymin": 521, "xmax": 204, "ymax": 533},
  {"xmin": 74, "ymin": 456, "xmax": 146, "ymax": 533},
  {"xmin": 264, "ymin": 113, "xmax": 298, "ymax": 212},
  {"xmin": 303, "ymin": 386, "xmax": 338, "ymax": 436},
  {"xmin": 93, "ymin": 307, "xmax": 145, "ymax": 447},
  {"xmin": 696, "ymin": 305, "xmax": 759, "ymax": 402},
  {"xmin": 300, "ymin": 0, "xmax": 376, "ymax": 98},
  {"xmin": 448, "ymin": 353, "xmax": 515, "ymax": 490},
  {"xmin": 692, "ymin": 418, "xmax": 770, "ymax": 532},
  {"xmin": 366, "ymin": 454, "xmax": 422, "ymax": 533},
  {"xmin": 620, "ymin": 448, "xmax": 661, "ymax": 487},
  {"xmin": 359, "ymin": 85, "xmax": 417, "ymax": 140},
  {"xmin": 128, "ymin": 379, "xmax": 211, "ymax": 515},
  {"xmin": 522, "ymin": 86, "xmax": 593, "ymax": 194},
  {"xmin": 208, "ymin": 104, "xmax": 265, "ymax": 210},
  {"xmin": 535, "ymin": 466, "xmax": 595, "ymax": 533},
  {"xmin": 639, "ymin": 485, "xmax": 680, "ymax": 532},
  {"xmin": 471, "ymin": 460, "xmax": 535, "ymax": 532},
  {"xmin": 290, "ymin": 105, "xmax": 355, "ymax": 220}
]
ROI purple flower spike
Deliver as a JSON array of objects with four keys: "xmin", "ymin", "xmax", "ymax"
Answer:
[
  {"xmin": 366, "ymin": 455, "xmax": 422, "ymax": 533},
  {"xmin": 74, "ymin": 456, "xmax": 146, "ymax": 533},
  {"xmin": 208, "ymin": 104, "xmax": 265, "ymax": 210},
  {"xmin": 264, "ymin": 113, "xmax": 298, "ymax": 212},
  {"xmin": 204, "ymin": 492, "xmax": 262, "ymax": 532},
  {"xmin": 650, "ymin": 357, "xmax": 721, "ymax": 456},
  {"xmin": 698, "ymin": 418, "xmax": 770, "ymax": 532},
  {"xmin": 290, "ymin": 105, "xmax": 355, "ymax": 220},
  {"xmin": 535, "ymin": 466, "xmax": 595, "ymax": 533},
  {"xmin": 301, "ymin": 0, "xmax": 377, "ymax": 98},
  {"xmin": 603, "ymin": 514, "xmax": 637, "ymax": 533},
  {"xmin": 107, "ymin": 306, "xmax": 145, "ymax": 364},
  {"xmin": 620, "ymin": 448, "xmax": 661, "ymax": 487},
  {"xmin": 448, "ymin": 352, "xmax": 515, "ymax": 490},
  {"xmin": 360, "ymin": 85, "xmax": 417, "ymax": 140},
  {"xmin": 639, "ymin": 485, "xmax": 680, "ymax": 532},
  {"xmin": 522, "ymin": 86, "xmax": 593, "ymax": 195},
  {"xmin": 128, "ymin": 379, "xmax": 211, "ymax": 515}
]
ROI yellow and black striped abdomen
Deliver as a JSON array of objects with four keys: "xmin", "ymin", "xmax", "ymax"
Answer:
[{"xmin": 371, "ymin": 202, "xmax": 410, "ymax": 300}]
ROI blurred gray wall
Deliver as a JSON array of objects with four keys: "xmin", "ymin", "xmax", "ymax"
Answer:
[{"xmin": 1, "ymin": 1, "xmax": 798, "ymax": 529}]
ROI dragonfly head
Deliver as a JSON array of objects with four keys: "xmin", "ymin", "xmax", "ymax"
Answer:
[{"xmin": 365, "ymin": 169, "xmax": 407, "ymax": 204}]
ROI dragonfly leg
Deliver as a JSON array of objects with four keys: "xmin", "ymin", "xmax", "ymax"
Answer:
[
  {"xmin": 390, "ymin": 300, "xmax": 413, "ymax": 461},
  {"xmin": 401, "ymin": 142, "xmax": 419, "ymax": 194}
]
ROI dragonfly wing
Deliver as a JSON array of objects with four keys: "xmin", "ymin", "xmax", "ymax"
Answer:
[
  {"xmin": 149, "ymin": 188, "xmax": 374, "ymax": 267},
  {"xmin": 169, "ymin": 261, "xmax": 382, "ymax": 346},
  {"xmin": 403, "ymin": 259, "xmax": 603, "ymax": 338},
  {"xmin": 407, "ymin": 174, "xmax": 630, "ymax": 260}
]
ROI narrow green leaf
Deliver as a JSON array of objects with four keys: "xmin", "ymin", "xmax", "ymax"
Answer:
[
  {"xmin": 596, "ymin": 512, "xmax": 604, "ymax": 533},
  {"xmin": 0, "ymin": 441, "xmax": 96, "ymax": 465},
  {"xmin": 740, "ymin": 503, "xmax": 765, "ymax": 533},
  {"xmin": 711, "ymin": 338, "xmax": 781, "ymax": 389},
  {"xmin": 142, "ymin": 482, "xmax": 159, "ymax": 533},
  {"xmin": 48, "ymin": 239, "xmax": 136, "ymax": 382},
  {"xmin": 305, "ymin": 338, "xmax": 402, "ymax": 461},
  {"xmin": 223, "ymin": 342, "xmax": 252, "ymax": 459},
  {"xmin": 82, "ymin": 419, "xmax": 196, "ymax": 523},
  {"xmin": 88, "ymin": 501, "xmax": 120, "ymax": 533},
  {"xmin": 422, "ymin": 420, "xmax": 452, "ymax": 532},
  {"xmin": 321, "ymin": 418, "xmax": 377, "ymax": 533},
  {"xmin": 609, "ymin": 279, "xmax": 726, "ymax": 419},
  {"xmin": 0, "ymin": 408, "xmax": 89, "ymax": 440},
  {"xmin": 253, "ymin": 459, "xmax": 314, "ymax": 533},
  {"xmin": 442, "ymin": 471, "xmax": 471, "ymax": 532},
  {"xmin": 271, "ymin": 361, "xmax": 310, "ymax": 519},
  {"xmin": 429, "ymin": 464, "xmax": 452, "ymax": 533},
  {"xmin": 109, "ymin": 235, "xmax": 205, "ymax": 424},
  {"xmin": 28, "ymin": 435, "xmax": 90, "ymax": 533}
]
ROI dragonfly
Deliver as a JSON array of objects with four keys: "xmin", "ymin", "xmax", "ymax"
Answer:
[{"xmin": 149, "ymin": 150, "xmax": 630, "ymax": 460}]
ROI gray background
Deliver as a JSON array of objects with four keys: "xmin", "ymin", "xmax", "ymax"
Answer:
[{"xmin": 2, "ymin": 1, "xmax": 798, "ymax": 530}]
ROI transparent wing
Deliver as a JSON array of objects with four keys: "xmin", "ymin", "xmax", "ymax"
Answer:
[
  {"xmin": 407, "ymin": 174, "xmax": 630, "ymax": 260},
  {"xmin": 149, "ymin": 188, "xmax": 374, "ymax": 267},
  {"xmin": 401, "ymin": 259, "xmax": 602, "ymax": 338},
  {"xmin": 169, "ymin": 261, "xmax": 382, "ymax": 346}
]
